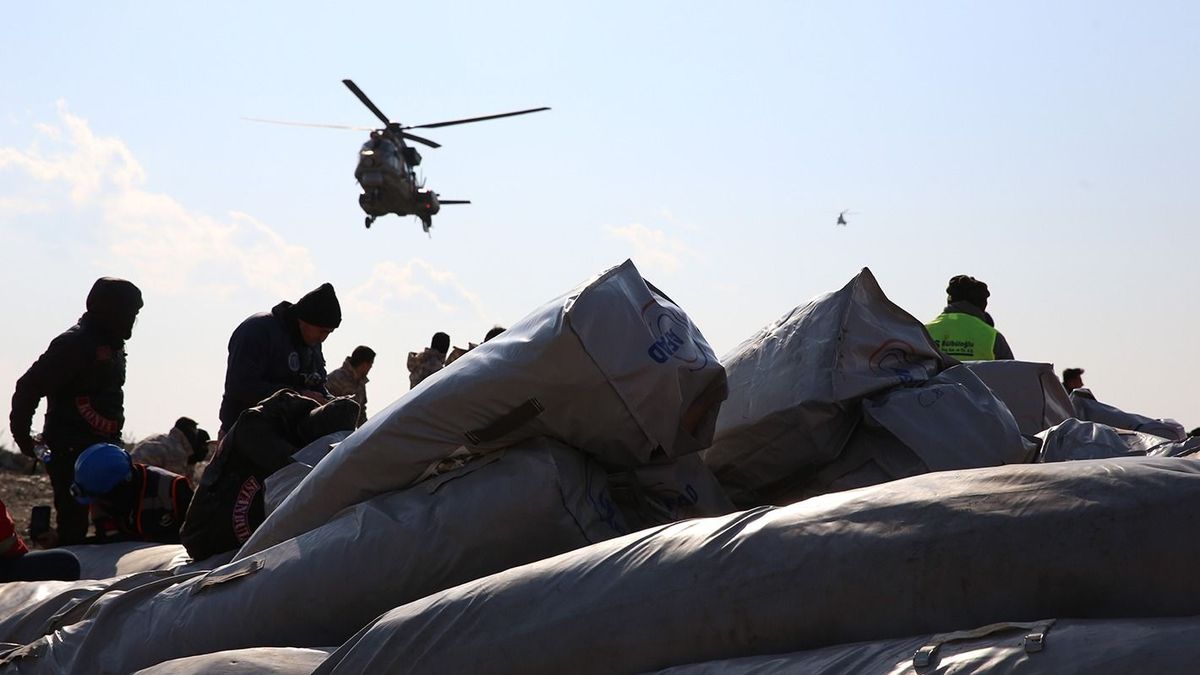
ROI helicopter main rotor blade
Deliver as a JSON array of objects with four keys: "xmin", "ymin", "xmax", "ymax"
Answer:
[
  {"xmin": 242, "ymin": 117, "xmax": 375, "ymax": 131},
  {"xmin": 438, "ymin": 199, "xmax": 471, "ymax": 204},
  {"xmin": 406, "ymin": 107, "xmax": 550, "ymax": 130},
  {"xmin": 402, "ymin": 132, "xmax": 442, "ymax": 149},
  {"xmin": 342, "ymin": 79, "xmax": 392, "ymax": 127}
]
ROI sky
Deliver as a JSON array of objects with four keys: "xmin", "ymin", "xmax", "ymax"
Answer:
[{"xmin": 1, "ymin": 1, "xmax": 1197, "ymax": 443}]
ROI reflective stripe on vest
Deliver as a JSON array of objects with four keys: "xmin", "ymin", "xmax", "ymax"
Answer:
[
  {"xmin": 134, "ymin": 465, "xmax": 183, "ymax": 536},
  {"xmin": 925, "ymin": 312, "xmax": 998, "ymax": 360}
]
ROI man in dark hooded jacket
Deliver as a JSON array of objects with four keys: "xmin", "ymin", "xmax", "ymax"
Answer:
[
  {"xmin": 218, "ymin": 282, "xmax": 342, "ymax": 435},
  {"xmin": 10, "ymin": 277, "xmax": 144, "ymax": 544},
  {"xmin": 183, "ymin": 390, "xmax": 359, "ymax": 561}
]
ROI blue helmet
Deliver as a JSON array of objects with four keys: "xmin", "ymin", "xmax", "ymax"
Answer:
[{"xmin": 71, "ymin": 443, "xmax": 133, "ymax": 504}]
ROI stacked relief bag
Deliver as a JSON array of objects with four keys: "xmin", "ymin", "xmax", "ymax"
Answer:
[
  {"xmin": 702, "ymin": 268, "xmax": 947, "ymax": 506},
  {"xmin": 0, "ymin": 260, "xmax": 730, "ymax": 674},
  {"xmin": 312, "ymin": 458, "xmax": 1200, "ymax": 675},
  {"xmin": 240, "ymin": 259, "xmax": 728, "ymax": 557}
]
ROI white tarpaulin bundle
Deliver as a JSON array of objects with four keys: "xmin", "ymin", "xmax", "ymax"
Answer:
[
  {"xmin": 654, "ymin": 616, "xmax": 1200, "ymax": 674},
  {"xmin": 60, "ymin": 542, "xmax": 191, "ymax": 580},
  {"xmin": 130, "ymin": 647, "xmax": 330, "ymax": 674},
  {"xmin": 239, "ymin": 260, "xmax": 726, "ymax": 558},
  {"xmin": 0, "ymin": 572, "xmax": 175, "ymax": 645},
  {"xmin": 0, "ymin": 440, "xmax": 624, "ymax": 675},
  {"xmin": 262, "ymin": 432, "xmax": 349, "ymax": 516},
  {"xmin": 962, "ymin": 360, "xmax": 1073, "ymax": 435},
  {"xmin": 1037, "ymin": 418, "xmax": 1200, "ymax": 463},
  {"xmin": 1070, "ymin": 389, "xmax": 1187, "ymax": 441},
  {"xmin": 779, "ymin": 365, "xmax": 1031, "ymax": 503},
  {"xmin": 702, "ymin": 268, "xmax": 945, "ymax": 505},
  {"xmin": 312, "ymin": 458, "xmax": 1200, "ymax": 674},
  {"xmin": 606, "ymin": 454, "xmax": 735, "ymax": 531}
]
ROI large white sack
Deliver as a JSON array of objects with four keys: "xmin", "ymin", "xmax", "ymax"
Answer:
[
  {"xmin": 312, "ymin": 458, "xmax": 1200, "ymax": 675},
  {"xmin": 1071, "ymin": 389, "xmax": 1187, "ymax": 441},
  {"xmin": 776, "ymin": 365, "xmax": 1031, "ymax": 503},
  {"xmin": 962, "ymin": 361, "xmax": 1073, "ymax": 435},
  {"xmin": 262, "ymin": 431, "xmax": 349, "ymax": 516},
  {"xmin": 655, "ymin": 616, "xmax": 1200, "ymax": 674},
  {"xmin": 1037, "ymin": 418, "xmax": 1200, "ymax": 462},
  {"xmin": 131, "ymin": 647, "xmax": 330, "ymax": 675},
  {"xmin": 607, "ymin": 454, "xmax": 735, "ymax": 531},
  {"xmin": 60, "ymin": 542, "xmax": 190, "ymax": 580},
  {"xmin": 0, "ymin": 440, "xmax": 624, "ymax": 675},
  {"xmin": 703, "ymin": 268, "xmax": 945, "ymax": 505},
  {"xmin": 239, "ymin": 260, "xmax": 725, "ymax": 558},
  {"xmin": 0, "ymin": 572, "xmax": 193, "ymax": 646},
  {"xmin": 861, "ymin": 365, "xmax": 1029, "ymax": 472}
]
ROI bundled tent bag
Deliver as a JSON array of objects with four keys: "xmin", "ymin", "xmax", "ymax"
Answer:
[
  {"xmin": 181, "ymin": 392, "xmax": 359, "ymax": 562},
  {"xmin": 59, "ymin": 542, "xmax": 190, "ymax": 580},
  {"xmin": 606, "ymin": 454, "xmax": 735, "ymax": 531},
  {"xmin": 962, "ymin": 360, "xmax": 1073, "ymax": 435},
  {"xmin": 239, "ymin": 260, "xmax": 726, "ymax": 558},
  {"xmin": 777, "ymin": 365, "xmax": 1031, "ymax": 503},
  {"xmin": 703, "ymin": 268, "xmax": 945, "ymax": 505},
  {"xmin": 1, "ymin": 440, "xmax": 624, "ymax": 675},
  {"xmin": 130, "ymin": 647, "xmax": 330, "ymax": 674},
  {"xmin": 1037, "ymin": 418, "xmax": 1200, "ymax": 462},
  {"xmin": 653, "ymin": 616, "xmax": 1200, "ymax": 674},
  {"xmin": 313, "ymin": 458, "xmax": 1200, "ymax": 675},
  {"xmin": 0, "ymin": 571, "xmax": 195, "ymax": 647},
  {"xmin": 263, "ymin": 432, "xmax": 349, "ymax": 516},
  {"xmin": 1070, "ymin": 389, "xmax": 1187, "ymax": 441}
]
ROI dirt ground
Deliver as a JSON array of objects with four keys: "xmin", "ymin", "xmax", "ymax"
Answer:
[{"xmin": 0, "ymin": 463, "xmax": 55, "ymax": 540}]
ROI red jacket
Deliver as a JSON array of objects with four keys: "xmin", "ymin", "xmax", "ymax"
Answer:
[{"xmin": 0, "ymin": 499, "xmax": 30, "ymax": 559}]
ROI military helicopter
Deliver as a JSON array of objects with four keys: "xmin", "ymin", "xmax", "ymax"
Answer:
[{"xmin": 246, "ymin": 79, "xmax": 549, "ymax": 232}]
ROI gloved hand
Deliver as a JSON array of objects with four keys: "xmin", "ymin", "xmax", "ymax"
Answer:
[{"xmin": 15, "ymin": 434, "xmax": 36, "ymax": 459}]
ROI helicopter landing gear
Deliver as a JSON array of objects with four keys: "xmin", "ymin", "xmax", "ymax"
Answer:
[{"xmin": 365, "ymin": 215, "xmax": 375, "ymax": 229}]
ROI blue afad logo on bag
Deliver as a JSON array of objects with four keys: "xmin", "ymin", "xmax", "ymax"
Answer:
[{"xmin": 642, "ymin": 302, "xmax": 710, "ymax": 371}]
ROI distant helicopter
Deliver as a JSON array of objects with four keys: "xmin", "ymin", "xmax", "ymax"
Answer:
[{"xmin": 246, "ymin": 79, "xmax": 549, "ymax": 232}]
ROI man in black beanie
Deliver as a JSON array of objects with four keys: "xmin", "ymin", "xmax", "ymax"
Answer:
[
  {"xmin": 10, "ymin": 277, "xmax": 144, "ymax": 544},
  {"xmin": 924, "ymin": 275, "xmax": 1014, "ymax": 361},
  {"xmin": 218, "ymin": 283, "xmax": 342, "ymax": 435}
]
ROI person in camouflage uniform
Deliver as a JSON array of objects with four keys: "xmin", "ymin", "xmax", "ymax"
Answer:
[
  {"xmin": 407, "ymin": 332, "xmax": 450, "ymax": 389},
  {"xmin": 130, "ymin": 416, "xmax": 210, "ymax": 479},
  {"xmin": 326, "ymin": 346, "xmax": 374, "ymax": 427}
]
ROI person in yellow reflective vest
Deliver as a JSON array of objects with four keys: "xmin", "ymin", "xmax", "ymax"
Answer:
[{"xmin": 925, "ymin": 275, "xmax": 1014, "ymax": 361}]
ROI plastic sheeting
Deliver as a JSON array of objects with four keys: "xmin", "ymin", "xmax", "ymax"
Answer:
[
  {"xmin": 703, "ymin": 268, "xmax": 944, "ymax": 505},
  {"xmin": 1071, "ymin": 389, "xmax": 1187, "ymax": 441},
  {"xmin": 962, "ymin": 361, "xmax": 1072, "ymax": 435},
  {"xmin": 1, "ymin": 440, "xmax": 625, "ymax": 675},
  {"xmin": 1037, "ymin": 418, "xmax": 1200, "ymax": 463},
  {"xmin": 237, "ymin": 260, "xmax": 726, "ymax": 558},
  {"xmin": 131, "ymin": 647, "xmax": 329, "ymax": 674},
  {"xmin": 313, "ymin": 458, "xmax": 1200, "ymax": 675},
  {"xmin": 655, "ymin": 616, "xmax": 1200, "ymax": 674}
]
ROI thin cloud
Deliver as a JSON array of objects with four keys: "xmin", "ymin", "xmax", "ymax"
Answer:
[
  {"xmin": 0, "ymin": 196, "xmax": 50, "ymax": 218},
  {"xmin": 607, "ymin": 222, "xmax": 697, "ymax": 275},
  {"xmin": 0, "ymin": 101, "xmax": 315, "ymax": 297},
  {"xmin": 346, "ymin": 259, "xmax": 488, "ymax": 321}
]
